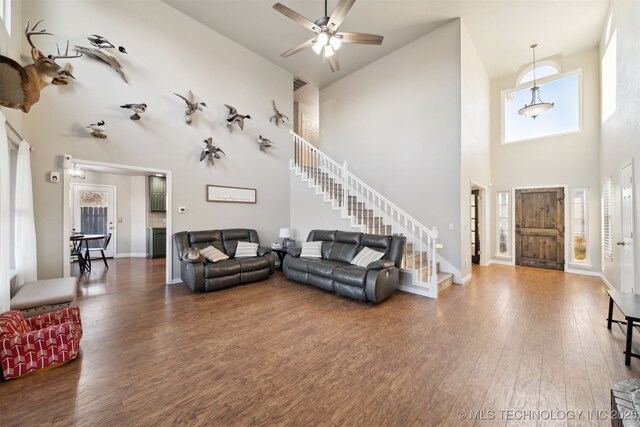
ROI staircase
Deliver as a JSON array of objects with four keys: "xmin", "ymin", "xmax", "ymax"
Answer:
[{"xmin": 290, "ymin": 132, "xmax": 453, "ymax": 298}]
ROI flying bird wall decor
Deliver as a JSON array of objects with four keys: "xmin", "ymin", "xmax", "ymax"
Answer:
[
  {"xmin": 120, "ymin": 103, "xmax": 147, "ymax": 120},
  {"xmin": 257, "ymin": 135, "xmax": 276, "ymax": 151},
  {"xmin": 200, "ymin": 137, "xmax": 226, "ymax": 166},
  {"xmin": 74, "ymin": 44, "xmax": 127, "ymax": 83},
  {"xmin": 86, "ymin": 120, "xmax": 107, "ymax": 138},
  {"xmin": 174, "ymin": 90, "xmax": 207, "ymax": 124},
  {"xmin": 270, "ymin": 100, "xmax": 289, "ymax": 126},
  {"xmin": 225, "ymin": 104, "xmax": 251, "ymax": 131},
  {"xmin": 87, "ymin": 34, "xmax": 128, "ymax": 54},
  {"xmin": 0, "ymin": 20, "xmax": 81, "ymax": 113}
]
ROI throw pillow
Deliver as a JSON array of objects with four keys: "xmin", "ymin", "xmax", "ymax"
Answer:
[
  {"xmin": 300, "ymin": 241, "xmax": 322, "ymax": 258},
  {"xmin": 235, "ymin": 241, "xmax": 259, "ymax": 258},
  {"xmin": 200, "ymin": 245, "xmax": 229, "ymax": 263},
  {"xmin": 351, "ymin": 246, "xmax": 385, "ymax": 268}
]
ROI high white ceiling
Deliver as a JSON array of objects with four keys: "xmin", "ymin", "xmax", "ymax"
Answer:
[{"xmin": 162, "ymin": 0, "xmax": 610, "ymax": 89}]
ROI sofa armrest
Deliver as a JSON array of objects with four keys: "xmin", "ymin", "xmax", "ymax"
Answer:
[
  {"xmin": 181, "ymin": 260, "xmax": 206, "ymax": 292},
  {"xmin": 257, "ymin": 246, "xmax": 272, "ymax": 257},
  {"xmin": 365, "ymin": 267, "xmax": 399, "ymax": 304},
  {"xmin": 27, "ymin": 306, "xmax": 83, "ymax": 340},
  {"xmin": 287, "ymin": 247, "xmax": 302, "ymax": 257},
  {"xmin": 366, "ymin": 259, "xmax": 395, "ymax": 270}
]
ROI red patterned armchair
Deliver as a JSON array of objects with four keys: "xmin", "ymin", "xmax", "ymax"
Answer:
[{"xmin": 0, "ymin": 307, "xmax": 83, "ymax": 380}]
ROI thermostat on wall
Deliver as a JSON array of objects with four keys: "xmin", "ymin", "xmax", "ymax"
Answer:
[{"xmin": 178, "ymin": 207, "xmax": 187, "ymax": 214}]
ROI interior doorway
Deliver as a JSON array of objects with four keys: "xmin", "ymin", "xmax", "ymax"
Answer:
[
  {"xmin": 620, "ymin": 159, "xmax": 636, "ymax": 293},
  {"xmin": 293, "ymin": 77, "xmax": 319, "ymax": 146},
  {"xmin": 62, "ymin": 156, "xmax": 173, "ymax": 284},
  {"xmin": 514, "ymin": 186, "xmax": 565, "ymax": 271}
]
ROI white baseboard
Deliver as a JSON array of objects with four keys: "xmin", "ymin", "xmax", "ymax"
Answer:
[
  {"xmin": 600, "ymin": 273, "xmax": 616, "ymax": 291},
  {"xmin": 169, "ymin": 278, "xmax": 183, "ymax": 285},
  {"xmin": 115, "ymin": 253, "xmax": 148, "ymax": 258},
  {"xmin": 488, "ymin": 259, "xmax": 514, "ymax": 266},
  {"xmin": 461, "ymin": 273, "xmax": 472, "ymax": 284},
  {"xmin": 565, "ymin": 268, "xmax": 602, "ymax": 277}
]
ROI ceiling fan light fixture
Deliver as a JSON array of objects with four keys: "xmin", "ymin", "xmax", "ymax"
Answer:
[
  {"xmin": 316, "ymin": 31, "xmax": 329, "ymax": 46},
  {"xmin": 329, "ymin": 34, "xmax": 342, "ymax": 50},
  {"xmin": 519, "ymin": 43, "xmax": 554, "ymax": 119},
  {"xmin": 324, "ymin": 44, "xmax": 335, "ymax": 58},
  {"xmin": 312, "ymin": 39, "xmax": 324, "ymax": 54}
]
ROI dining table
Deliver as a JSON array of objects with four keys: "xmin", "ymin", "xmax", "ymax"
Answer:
[{"xmin": 70, "ymin": 233, "xmax": 107, "ymax": 274}]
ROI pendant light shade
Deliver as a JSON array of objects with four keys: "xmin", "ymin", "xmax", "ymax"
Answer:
[{"xmin": 518, "ymin": 44, "xmax": 554, "ymax": 119}]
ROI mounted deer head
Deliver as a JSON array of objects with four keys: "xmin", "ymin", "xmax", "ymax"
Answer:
[{"xmin": 0, "ymin": 20, "xmax": 81, "ymax": 113}]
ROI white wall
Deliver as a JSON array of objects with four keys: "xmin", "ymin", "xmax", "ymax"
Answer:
[
  {"xmin": 460, "ymin": 21, "xmax": 491, "ymax": 279},
  {"xmin": 289, "ymin": 173, "xmax": 355, "ymax": 245},
  {"xmin": 489, "ymin": 48, "xmax": 601, "ymax": 274},
  {"xmin": 294, "ymin": 83, "xmax": 319, "ymax": 144},
  {"xmin": 20, "ymin": 0, "xmax": 293, "ymax": 281},
  {"xmin": 319, "ymin": 20, "xmax": 463, "ymax": 277},
  {"xmin": 599, "ymin": 1, "xmax": 640, "ymax": 290}
]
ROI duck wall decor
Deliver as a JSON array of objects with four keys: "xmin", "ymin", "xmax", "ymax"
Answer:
[
  {"xmin": 75, "ymin": 34, "xmax": 128, "ymax": 83},
  {"xmin": 86, "ymin": 120, "xmax": 107, "ymax": 138},
  {"xmin": 200, "ymin": 137, "xmax": 226, "ymax": 166},
  {"xmin": 120, "ymin": 103, "xmax": 147, "ymax": 120},
  {"xmin": 87, "ymin": 34, "xmax": 127, "ymax": 54},
  {"xmin": 174, "ymin": 90, "xmax": 207, "ymax": 125},
  {"xmin": 257, "ymin": 135, "xmax": 275, "ymax": 151},
  {"xmin": 225, "ymin": 104, "xmax": 251, "ymax": 131},
  {"xmin": 0, "ymin": 20, "xmax": 81, "ymax": 113},
  {"xmin": 270, "ymin": 100, "xmax": 289, "ymax": 126}
]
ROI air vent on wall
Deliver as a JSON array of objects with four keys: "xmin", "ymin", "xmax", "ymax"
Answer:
[{"xmin": 293, "ymin": 77, "xmax": 307, "ymax": 91}]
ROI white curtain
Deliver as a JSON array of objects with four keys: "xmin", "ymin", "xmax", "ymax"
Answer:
[
  {"xmin": 14, "ymin": 139, "xmax": 37, "ymax": 286},
  {"xmin": 0, "ymin": 111, "xmax": 11, "ymax": 312}
]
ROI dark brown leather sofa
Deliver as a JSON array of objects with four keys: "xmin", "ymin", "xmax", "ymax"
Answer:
[
  {"xmin": 173, "ymin": 229, "xmax": 273, "ymax": 292},
  {"xmin": 283, "ymin": 230, "xmax": 406, "ymax": 303}
]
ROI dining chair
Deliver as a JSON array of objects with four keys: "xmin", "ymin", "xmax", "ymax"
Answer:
[{"xmin": 89, "ymin": 233, "xmax": 112, "ymax": 269}]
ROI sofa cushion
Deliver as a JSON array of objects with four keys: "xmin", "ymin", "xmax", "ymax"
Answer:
[
  {"xmin": 361, "ymin": 234, "xmax": 392, "ymax": 258},
  {"xmin": 307, "ymin": 259, "xmax": 343, "ymax": 278},
  {"xmin": 221, "ymin": 229, "xmax": 256, "ymax": 256},
  {"xmin": 204, "ymin": 259, "xmax": 241, "ymax": 278},
  {"xmin": 237, "ymin": 256, "xmax": 272, "ymax": 272},
  {"xmin": 300, "ymin": 241, "xmax": 322, "ymax": 258},
  {"xmin": 10, "ymin": 277, "xmax": 77, "ymax": 310},
  {"xmin": 235, "ymin": 242, "xmax": 259, "ymax": 258},
  {"xmin": 284, "ymin": 255, "xmax": 312, "ymax": 272},
  {"xmin": 351, "ymin": 246, "xmax": 385, "ymax": 268},
  {"xmin": 189, "ymin": 230, "xmax": 223, "ymax": 246},
  {"xmin": 327, "ymin": 242, "xmax": 359, "ymax": 264},
  {"xmin": 200, "ymin": 245, "xmax": 229, "ymax": 263},
  {"xmin": 307, "ymin": 230, "xmax": 336, "ymax": 258},
  {"xmin": 332, "ymin": 265, "xmax": 367, "ymax": 288}
]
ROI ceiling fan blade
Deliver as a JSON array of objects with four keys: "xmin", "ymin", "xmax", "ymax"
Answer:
[
  {"xmin": 327, "ymin": 0, "xmax": 356, "ymax": 30},
  {"xmin": 327, "ymin": 55, "xmax": 340, "ymax": 72},
  {"xmin": 337, "ymin": 32, "xmax": 384, "ymax": 45},
  {"xmin": 273, "ymin": 3, "xmax": 317, "ymax": 32},
  {"xmin": 280, "ymin": 38, "xmax": 315, "ymax": 58}
]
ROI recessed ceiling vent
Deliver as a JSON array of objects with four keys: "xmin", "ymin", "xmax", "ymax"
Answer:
[{"xmin": 293, "ymin": 77, "xmax": 307, "ymax": 91}]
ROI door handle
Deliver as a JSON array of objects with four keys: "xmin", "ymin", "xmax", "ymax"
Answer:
[{"xmin": 617, "ymin": 241, "xmax": 625, "ymax": 246}]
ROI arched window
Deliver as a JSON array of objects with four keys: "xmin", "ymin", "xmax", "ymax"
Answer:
[
  {"xmin": 519, "ymin": 65, "xmax": 560, "ymax": 84},
  {"xmin": 502, "ymin": 61, "xmax": 581, "ymax": 144}
]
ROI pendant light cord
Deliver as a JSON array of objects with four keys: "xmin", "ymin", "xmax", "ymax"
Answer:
[{"xmin": 532, "ymin": 46, "xmax": 537, "ymax": 87}]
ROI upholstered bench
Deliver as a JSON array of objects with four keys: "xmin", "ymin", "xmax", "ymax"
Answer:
[{"xmin": 10, "ymin": 277, "xmax": 78, "ymax": 318}]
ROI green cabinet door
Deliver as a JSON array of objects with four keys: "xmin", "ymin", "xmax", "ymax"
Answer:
[{"xmin": 149, "ymin": 176, "xmax": 166, "ymax": 212}]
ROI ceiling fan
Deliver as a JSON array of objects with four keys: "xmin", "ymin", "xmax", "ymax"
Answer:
[{"xmin": 273, "ymin": 0, "xmax": 384, "ymax": 72}]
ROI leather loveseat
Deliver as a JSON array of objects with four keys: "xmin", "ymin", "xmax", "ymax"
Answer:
[
  {"xmin": 174, "ymin": 229, "xmax": 274, "ymax": 292},
  {"xmin": 283, "ymin": 230, "xmax": 406, "ymax": 303}
]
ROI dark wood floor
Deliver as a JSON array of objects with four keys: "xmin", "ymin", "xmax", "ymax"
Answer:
[{"xmin": 1, "ymin": 260, "xmax": 638, "ymax": 426}]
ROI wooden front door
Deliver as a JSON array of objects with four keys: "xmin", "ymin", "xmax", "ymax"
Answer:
[{"xmin": 515, "ymin": 187, "xmax": 565, "ymax": 271}]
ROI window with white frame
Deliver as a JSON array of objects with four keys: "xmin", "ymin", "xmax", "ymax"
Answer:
[
  {"xmin": 602, "ymin": 178, "xmax": 613, "ymax": 258},
  {"xmin": 502, "ymin": 64, "xmax": 581, "ymax": 144},
  {"xmin": 496, "ymin": 191, "xmax": 510, "ymax": 256},
  {"xmin": 0, "ymin": 0, "xmax": 10, "ymax": 35},
  {"xmin": 571, "ymin": 189, "xmax": 589, "ymax": 264}
]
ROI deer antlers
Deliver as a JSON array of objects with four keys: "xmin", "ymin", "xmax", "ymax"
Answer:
[{"xmin": 25, "ymin": 19, "xmax": 81, "ymax": 60}]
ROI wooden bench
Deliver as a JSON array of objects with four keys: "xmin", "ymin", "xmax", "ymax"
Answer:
[
  {"xmin": 607, "ymin": 289, "xmax": 640, "ymax": 366},
  {"xmin": 10, "ymin": 277, "xmax": 78, "ymax": 318}
]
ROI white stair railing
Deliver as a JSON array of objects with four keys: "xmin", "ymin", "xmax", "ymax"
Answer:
[{"xmin": 290, "ymin": 131, "xmax": 439, "ymax": 297}]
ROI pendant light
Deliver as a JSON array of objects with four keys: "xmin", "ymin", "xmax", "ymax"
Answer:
[{"xmin": 518, "ymin": 44, "xmax": 554, "ymax": 119}]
